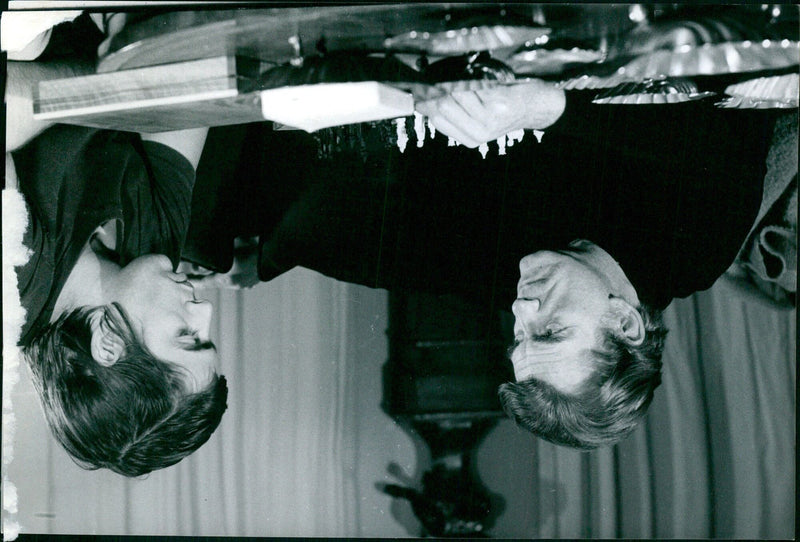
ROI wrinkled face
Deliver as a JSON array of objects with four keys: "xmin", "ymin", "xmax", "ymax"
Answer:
[
  {"xmin": 509, "ymin": 245, "xmax": 614, "ymax": 394},
  {"xmin": 114, "ymin": 255, "xmax": 217, "ymax": 392}
]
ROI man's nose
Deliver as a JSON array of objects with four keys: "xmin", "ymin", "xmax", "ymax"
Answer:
[
  {"xmin": 512, "ymin": 297, "xmax": 541, "ymax": 319},
  {"xmin": 187, "ymin": 300, "xmax": 213, "ymax": 338},
  {"xmin": 519, "ymin": 254, "xmax": 537, "ymax": 274}
]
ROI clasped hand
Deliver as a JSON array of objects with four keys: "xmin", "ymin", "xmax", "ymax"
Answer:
[{"xmin": 414, "ymin": 79, "xmax": 566, "ymax": 148}]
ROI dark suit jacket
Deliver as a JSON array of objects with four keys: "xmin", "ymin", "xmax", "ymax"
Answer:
[{"xmin": 187, "ymin": 91, "xmax": 780, "ymax": 313}]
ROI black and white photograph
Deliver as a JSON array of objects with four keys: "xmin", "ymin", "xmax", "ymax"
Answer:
[{"xmin": 2, "ymin": 2, "xmax": 797, "ymax": 539}]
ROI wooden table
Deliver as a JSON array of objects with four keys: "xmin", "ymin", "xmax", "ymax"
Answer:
[{"xmin": 35, "ymin": 5, "xmax": 796, "ymax": 133}]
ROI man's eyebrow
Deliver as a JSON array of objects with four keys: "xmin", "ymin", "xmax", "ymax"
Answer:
[
  {"xmin": 507, "ymin": 327, "xmax": 571, "ymax": 357},
  {"xmin": 530, "ymin": 333, "xmax": 568, "ymax": 345}
]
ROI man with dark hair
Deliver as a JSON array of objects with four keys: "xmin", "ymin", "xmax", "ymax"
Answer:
[
  {"xmin": 7, "ymin": 49, "xmax": 228, "ymax": 476},
  {"xmin": 25, "ymin": 304, "xmax": 227, "ymax": 477}
]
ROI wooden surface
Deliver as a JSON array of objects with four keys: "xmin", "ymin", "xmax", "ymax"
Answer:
[
  {"xmin": 40, "ymin": 93, "xmax": 265, "ymax": 133},
  {"xmin": 34, "ymin": 55, "xmax": 267, "ymax": 132}
]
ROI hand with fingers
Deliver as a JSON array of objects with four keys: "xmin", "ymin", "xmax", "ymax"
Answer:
[{"xmin": 415, "ymin": 79, "xmax": 566, "ymax": 148}]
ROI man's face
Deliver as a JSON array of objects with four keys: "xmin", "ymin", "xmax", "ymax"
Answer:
[
  {"xmin": 509, "ymin": 245, "xmax": 614, "ymax": 394},
  {"xmin": 114, "ymin": 254, "xmax": 217, "ymax": 392}
]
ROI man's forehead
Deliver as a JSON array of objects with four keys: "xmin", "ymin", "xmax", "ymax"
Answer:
[
  {"xmin": 513, "ymin": 339, "xmax": 572, "ymax": 364},
  {"xmin": 512, "ymin": 344, "xmax": 592, "ymax": 393},
  {"xmin": 511, "ymin": 330, "xmax": 597, "ymax": 375}
]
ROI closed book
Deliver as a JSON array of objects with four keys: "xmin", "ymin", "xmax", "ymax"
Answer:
[{"xmin": 259, "ymin": 81, "xmax": 414, "ymax": 132}]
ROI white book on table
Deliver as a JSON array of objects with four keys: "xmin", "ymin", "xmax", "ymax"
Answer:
[{"xmin": 259, "ymin": 81, "xmax": 414, "ymax": 132}]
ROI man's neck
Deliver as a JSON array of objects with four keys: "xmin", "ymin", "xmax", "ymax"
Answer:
[
  {"xmin": 597, "ymin": 247, "xmax": 641, "ymax": 307},
  {"xmin": 52, "ymin": 238, "xmax": 121, "ymax": 320}
]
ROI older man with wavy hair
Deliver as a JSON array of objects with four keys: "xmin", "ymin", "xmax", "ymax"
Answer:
[
  {"xmin": 499, "ymin": 240, "xmax": 668, "ymax": 449},
  {"xmin": 228, "ymin": 79, "xmax": 783, "ymax": 451},
  {"xmin": 413, "ymin": 81, "xmax": 782, "ymax": 449}
]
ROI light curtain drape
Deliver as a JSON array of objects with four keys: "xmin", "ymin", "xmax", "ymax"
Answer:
[
  {"xmin": 5, "ymin": 268, "xmax": 795, "ymax": 538},
  {"xmin": 6, "ymin": 268, "xmax": 416, "ymax": 538}
]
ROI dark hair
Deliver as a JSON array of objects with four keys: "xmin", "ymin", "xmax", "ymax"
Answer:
[
  {"xmin": 498, "ymin": 304, "xmax": 667, "ymax": 449},
  {"xmin": 23, "ymin": 303, "xmax": 228, "ymax": 477}
]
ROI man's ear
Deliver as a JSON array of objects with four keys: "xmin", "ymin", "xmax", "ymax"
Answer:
[
  {"xmin": 90, "ymin": 312, "xmax": 125, "ymax": 367},
  {"xmin": 607, "ymin": 297, "xmax": 646, "ymax": 346}
]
